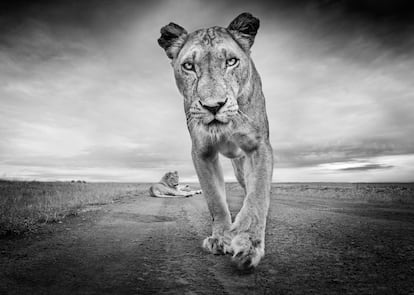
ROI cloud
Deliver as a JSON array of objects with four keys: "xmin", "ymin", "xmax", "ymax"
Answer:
[
  {"xmin": 274, "ymin": 138, "xmax": 413, "ymax": 168},
  {"xmin": 274, "ymin": 154, "xmax": 414, "ymax": 182},
  {"xmin": 0, "ymin": 0, "xmax": 413, "ymax": 182},
  {"xmin": 339, "ymin": 163, "xmax": 393, "ymax": 171}
]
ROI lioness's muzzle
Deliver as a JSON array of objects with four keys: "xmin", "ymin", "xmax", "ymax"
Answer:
[{"xmin": 200, "ymin": 98, "xmax": 228, "ymax": 115}]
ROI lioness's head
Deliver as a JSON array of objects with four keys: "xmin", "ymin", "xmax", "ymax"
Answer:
[
  {"xmin": 158, "ymin": 13, "xmax": 260, "ymax": 140},
  {"xmin": 162, "ymin": 171, "xmax": 179, "ymax": 188}
]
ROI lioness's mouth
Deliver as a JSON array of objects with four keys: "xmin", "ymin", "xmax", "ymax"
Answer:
[{"xmin": 208, "ymin": 119, "xmax": 227, "ymax": 126}]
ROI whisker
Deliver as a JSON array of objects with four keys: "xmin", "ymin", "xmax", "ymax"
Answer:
[{"xmin": 237, "ymin": 110, "xmax": 254, "ymax": 123}]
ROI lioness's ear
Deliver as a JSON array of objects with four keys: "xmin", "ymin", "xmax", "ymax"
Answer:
[
  {"xmin": 227, "ymin": 12, "xmax": 260, "ymax": 52},
  {"xmin": 158, "ymin": 22, "xmax": 188, "ymax": 59}
]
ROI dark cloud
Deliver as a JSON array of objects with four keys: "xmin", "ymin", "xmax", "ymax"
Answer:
[
  {"xmin": 0, "ymin": 0, "xmax": 157, "ymax": 31},
  {"xmin": 314, "ymin": 0, "xmax": 414, "ymax": 20},
  {"xmin": 224, "ymin": 0, "xmax": 414, "ymax": 21},
  {"xmin": 3, "ymin": 0, "xmax": 413, "ymax": 33},
  {"xmin": 274, "ymin": 139, "xmax": 413, "ymax": 168},
  {"xmin": 243, "ymin": 0, "xmax": 414, "ymax": 58},
  {"xmin": 1, "ymin": 0, "xmax": 413, "ymax": 182},
  {"xmin": 0, "ymin": 0, "xmax": 160, "ymax": 59},
  {"xmin": 2, "ymin": 0, "xmax": 413, "ymax": 62},
  {"xmin": 339, "ymin": 163, "xmax": 393, "ymax": 171}
]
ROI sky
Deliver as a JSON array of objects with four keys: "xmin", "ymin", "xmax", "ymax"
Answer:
[{"xmin": 0, "ymin": 0, "xmax": 413, "ymax": 182}]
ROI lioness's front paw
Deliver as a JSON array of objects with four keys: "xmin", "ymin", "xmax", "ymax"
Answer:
[
  {"xmin": 202, "ymin": 235, "xmax": 231, "ymax": 255},
  {"xmin": 231, "ymin": 233, "xmax": 264, "ymax": 270}
]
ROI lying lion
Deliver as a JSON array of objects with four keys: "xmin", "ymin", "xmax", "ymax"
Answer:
[
  {"xmin": 149, "ymin": 171, "xmax": 202, "ymax": 198},
  {"xmin": 158, "ymin": 13, "xmax": 273, "ymax": 269}
]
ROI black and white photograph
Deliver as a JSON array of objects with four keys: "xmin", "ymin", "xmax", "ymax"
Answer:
[{"xmin": 1, "ymin": 0, "xmax": 413, "ymax": 294}]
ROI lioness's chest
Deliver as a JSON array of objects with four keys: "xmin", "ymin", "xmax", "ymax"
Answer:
[
  {"xmin": 218, "ymin": 130, "xmax": 262, "ymax": 157},
  {"xmin": 217, "ymin": 140, "xmax": 245, "ymax": 159}
]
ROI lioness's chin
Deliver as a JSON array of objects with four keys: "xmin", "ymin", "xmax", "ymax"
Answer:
[
  {"xmin": 201, "ymin": 120, "xmax": 234, "ymax": 141},
  {"xmin": 202, "ymin": 119, "xmax": 233, "ymax": 134}
]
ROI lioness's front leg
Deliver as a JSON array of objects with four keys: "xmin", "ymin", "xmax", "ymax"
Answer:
[
  {"xmin": 192, "ymin": 149, "xmax": 232, "ymax": 255},
  {"xmin": 230, "ymin": 140, "xmax": 273, "ymax": 269}
]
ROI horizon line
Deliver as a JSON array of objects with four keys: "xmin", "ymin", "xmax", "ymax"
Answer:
[{"xmin": 1, "ymin": 179, "xmax": 413, "ymax": 184}]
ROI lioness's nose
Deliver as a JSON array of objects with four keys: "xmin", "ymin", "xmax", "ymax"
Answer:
[{"xmin": 200, "ymin": 99, "xmax": 227, "ymax": 115}]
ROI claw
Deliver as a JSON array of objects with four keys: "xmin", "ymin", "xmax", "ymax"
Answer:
[
  {"xmin": 202, "ymin": 236, "xmax": 230, "ymax": 255},
  {"xmin": 230, "ymin": 234, "xmax": 264, "ymax": 270},
  {"xmin": 234, "ymin": 251, "xmax": 244, "ymax": 258}
]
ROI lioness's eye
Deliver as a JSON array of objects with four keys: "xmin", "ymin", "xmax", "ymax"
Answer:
[
  {"xmin": 182, "ymin": 62, "xmax": 194, "ymax": 71},
  {"xmin": 226, "ymin": 58, "xmax": 239, "ymax": 67}
]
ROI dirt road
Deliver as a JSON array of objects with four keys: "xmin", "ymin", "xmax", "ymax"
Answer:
[{"xmin": 1, "ymin": 184, "xmax": 414, "ymax": 294}]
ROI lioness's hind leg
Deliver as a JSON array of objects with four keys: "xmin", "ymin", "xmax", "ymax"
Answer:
[{"xmin": 231, "ymin": 156, "xmax": 246, "ymax": 193}]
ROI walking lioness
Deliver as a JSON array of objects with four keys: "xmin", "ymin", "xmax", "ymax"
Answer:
[{"xmin": 158, "ymin": 13, "xmax": 273, "ymax": 269}]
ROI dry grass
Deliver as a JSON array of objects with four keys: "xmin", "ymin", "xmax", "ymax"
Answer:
[
  {"xmin": 271, "ymin": 182, "xmax": 414, "ymax": 203},
  {"xmin": 2, "ymin": 180, "xmax": 413, "ymax": 237},
  {"xmin": 0, "ymin": 180, "xmax": 141, "ymax": 236},
  {"xmin": 223, "ymin": 182, "xmax": 414, "ymax": 205}
]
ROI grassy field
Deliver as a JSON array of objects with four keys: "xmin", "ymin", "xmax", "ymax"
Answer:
[
  {"xmin": 0, "ymin": 180, "xmax": 140, "ymax": 236},
  {"xmin": 1, "ymin": 180, "xmax": 413, "ymax": 237},
  {"xmin": 271, "ymin": 182, "xmax": 414, "ymax": 203}
]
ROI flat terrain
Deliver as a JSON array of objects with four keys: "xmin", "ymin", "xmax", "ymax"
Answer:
[{"xmin": 1, "ymin": 183, "xmax": 414, "ymax": 294}]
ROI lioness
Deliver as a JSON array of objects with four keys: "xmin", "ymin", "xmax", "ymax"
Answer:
[
  {"xmin": 149, "ymin": 171, "xmax": 202, "ymax": 198},
  {"xmin": 158, "ymin": 13, "xmax": 273, "ymax": 269}
]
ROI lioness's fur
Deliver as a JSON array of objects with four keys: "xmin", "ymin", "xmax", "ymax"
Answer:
[
  {"xmin": 149, "ymin": 171, "xmax": 201, "ymax": 198},
  {"xmin": 158, "ymin": 13, "xmax": 273, "ymax": 269}
]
